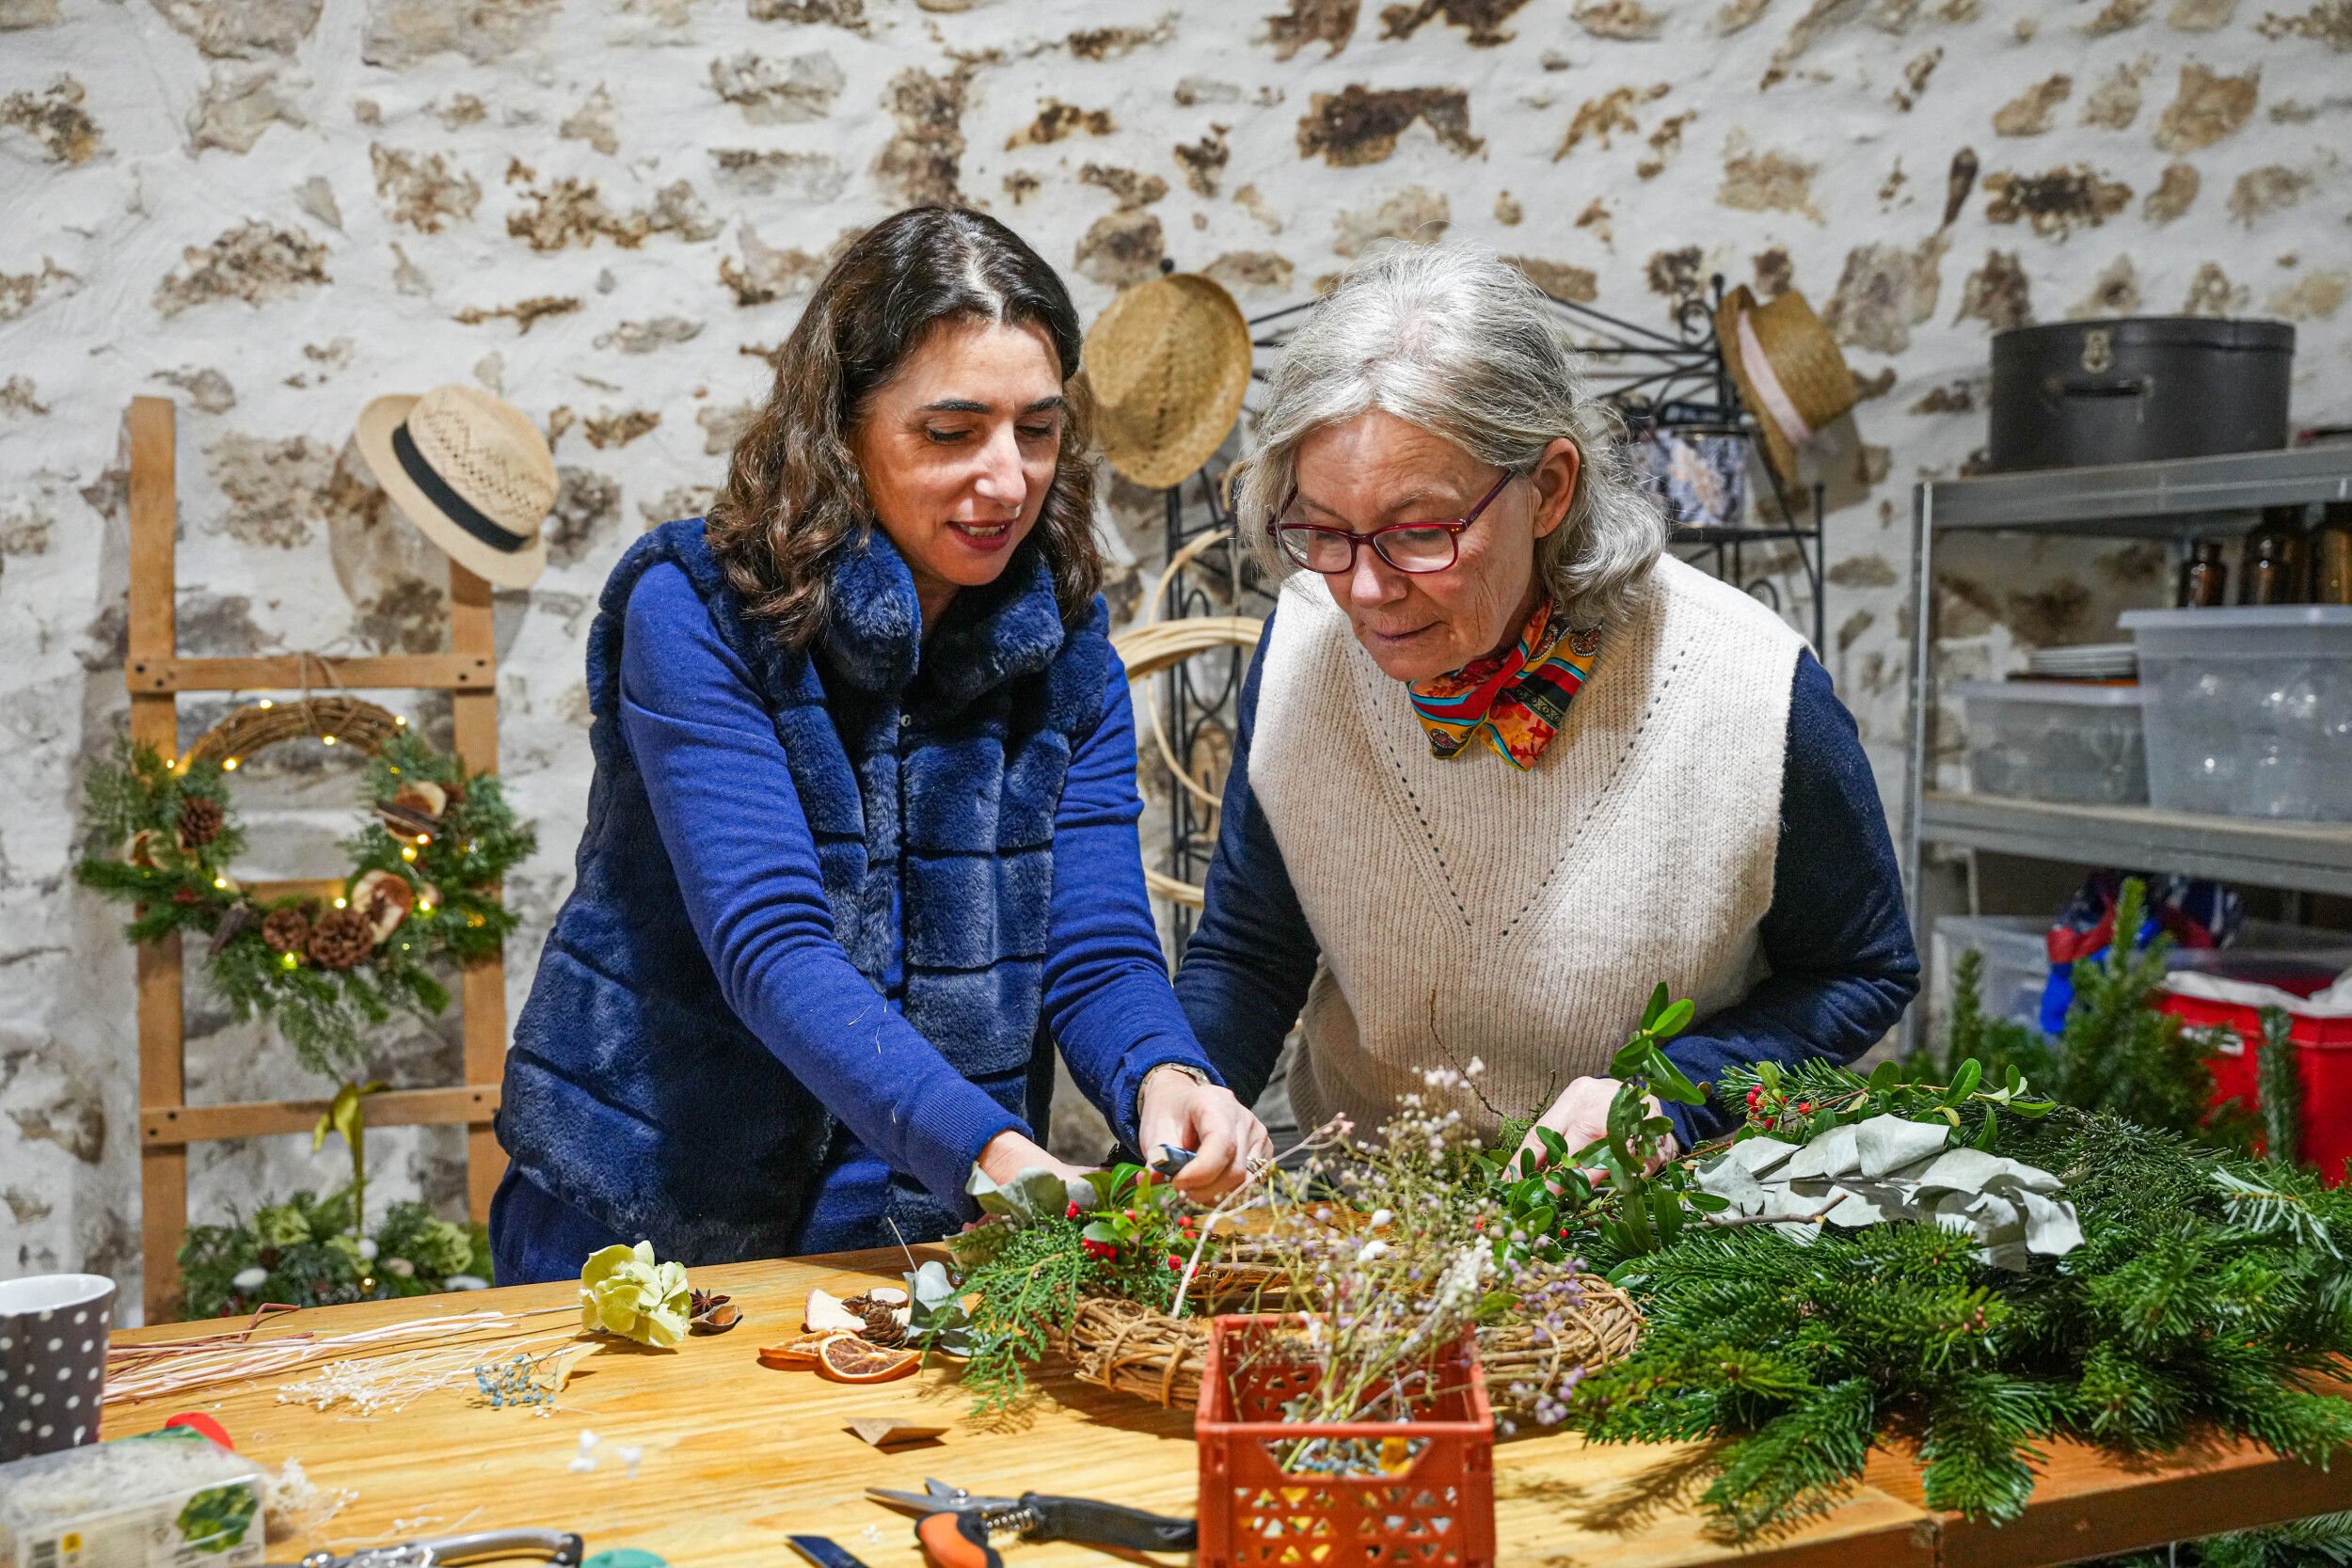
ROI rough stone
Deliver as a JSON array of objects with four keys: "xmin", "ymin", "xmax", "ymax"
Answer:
[
  {"xmin": 1174, "ymin": 126, "xmax": 1230, "ymax": 197},
  {"xmin": 294, "ymin": 175, "xmax": 342, "ymax": 230},
  {"xmin": 582, "ymin": 409, "xmax": 660, "ymax": 450},
  {"xmin": 0, "ymin": 499, "xmax": 53, "ymax": 555},
  {"xmin": 2068, "ymin": 255, "xmax": 2140, "ymax": 317},
  {"xmin": 639, "ymin": 484, "xmax": 718, "ymax": 527},
  {"xmin": 0, "ymin": 376, "xmax": 48, "ymax": 417},
  {"xmin": 709, "ymin": 52, "xmax": 846, "ymax": 124},
  {"xmin": 1234, "ymin": 182, "xmax": 1284, "ymax": 232},
  {"xmin": 746, "ymin": 0, "xmax": 864, "ymax": 24},
  {"xmin": 0, "ymin": 0, "xmax": 61, "ymax": 25},
  {"xmin": 361, "ymin": 0, "xmax": 563, "ymax": 68},
  {"xmin": 1556, "ymin": 83, "xmax": 1669, "ymax": 157},
  {"xmin": 151, "ymin": 0, "xmax": 321, "ymax": 56},
  {"xmin": 1753, "ymin": 245, "xmax": 1793, "ymax": 296},
  {"xmin": 2254, "ymin": 0, "xmax": 2352, "ymax": 46},
  {"xmin": 1, "ymin": 77, "xmax": 102, "ymax": 165},
  {"xmin": 872, "ymin": 66, "xmax": 969, "ymax": 208},
  {"xmin": 1066, "ymin": 19, "xmax": 1177, "ymax": 58},
  {"xmin": 504, "ymin": 176, "xmax": 720, "ymax": 250},
  {"xmin": 2169, "ymin": 0, "xmax": 2235, "ymax": 25},
  {"xmin": 1073, "ymin": 208, "xmax": 1166, "ymax": 287},
  {"xmin": 1981, "ymin": 165, "xmax": 2132, "ymax": 235},
  {"xmin": 720, "ymin": 223, "xmax": 855, "ymax": 305},
  {"xmin": 594, "ymin": 316, "xmax": 705, "ymax": 353},
  {"xmin": 12, "ymin": 1095, "xmax": 103, "ymax": 1164},
  {"xmin": 1573, "ymin": 0, "xmax": 1663, "ymax": 38},
  {"xmin": 1495, "ymin": 191, "xmax": 1524, "ymax": 225},
  {"xmin": 154, "ymin": 222, "xmax": 327, "ymax": 316},
  {"xmin": 2228, "ymin": 165, "xmax": 2310, "ymax": 225},
  {"xmin": 1506, "ymin": 255, "xmax": 1599, "ymax": 302},
  {"xmin": 1760, "ymin": 0, "xmax": 1862, "ymax": 88},
  {"xmin": 1332, "ymin": 184, "xmax": 1449, "ymax": 256},
  {"xmin": 2080, "ymin": 55, "xmax": 2151, "ymax": 129},
  {"xmin": 1718, "ymin": 141, "xmax": 1823, "ymax": 221},
  {"xmin": 707, "ymin": 149, "xmax": 847, "ymax": 201},
  {"xmin": 1295, "ymin": 86, "xmax": 1481, "ymax": 167},
  {"xmin": 1263, "ymin": 0, "xmax": 1359, "ymax": 58},
  {"xmin": 545, "ymin": 467, "xmax": 622, "ymax": 565},
  {"xmin": 2182, "ymin": 261, "xmax": 2249, "ymax": 315},
  {"xmin": 1635, "ymin": 110, "xmax": 1693, "ymax": 178},
  {"xmin": 451, "ymin": 294, "xmax": 581, "ymax": 332},
  {"xmin": 1716, "ymin": 0, "xmax": 1770, "ymax": 27},
  {"xmin": 2266, "ymin": 271, "xmax": 2347, "ymax": 319},
  {"xmin": 1953, "ymin": 247, "xmax": 2033, "ymax": 330},
  {"xmin": 2153, "ymin": 63, "xmax": 2259, "ymax": 151},
  {"xmin": 1081, "ymin": 164, "xmax": 1168, "ymax": 208},
  {"xmin": 1645, "ymin": 244, "xmax": 1704, "ymax": 305},
  {"xmin": 1821, "ymin": 234, "xmax": 1947, "ymax": 353},
  {"xmin": 1993, "ymin": 74, "xmax": 2071, "ymax": 135},
  {"xmin": 372, "ymin": 143, "xmax": 481, "ymax": 232},
  {"xmin": 2142, "ymin": 160, "xmax": 2200, "ymax": 222},
  {"xmin": 696, "ymin": 402, "xmax": 757, "ymax": 456},
  {"xmin": 205, "ymin": 432, "xmax": 333, "ymax": 549},
  {"xmin": 0, "ymin": 260, "xmax": 74, "ymax": 323},
  {"xmin": 1204, "ymin": 250, "xmax": 1295, "ymax": 293},
  {"xmin": 1377, "ymin": 0, "xmax": 1531, "ymax": 44},
  {"xmin": 560, "ymin": 86, "xmax": 619, "ymax": 155},
  {"xmin": 1828, "ymin": 553, "xmax": 1899, "ymax": 588},
  {"xmin": 2081, "ymin": 0, "xmax": 2152, "ymax": 31},
  {"xmin": 1891, "ymin": 47, "xmax": 1940, "ymax": 111},
  {"xmin": 1008, "ymin": 101, "xmax": 1115, "ymax": 148}
]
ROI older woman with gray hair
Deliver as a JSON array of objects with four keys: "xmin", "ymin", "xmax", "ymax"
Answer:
[{"xmin": 1173, "ymin": 244, "xmax": 1918, "ymax": 1167}]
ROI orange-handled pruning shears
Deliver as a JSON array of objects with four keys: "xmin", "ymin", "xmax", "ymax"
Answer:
[{"xmin": 865, "ymin": 1479, "xmax": 1195, "ymax": 1568}]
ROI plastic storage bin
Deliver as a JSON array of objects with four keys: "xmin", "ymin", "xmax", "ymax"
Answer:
[
  {"xmin": 2120, "ymin": 605, "xmax": 2352, "ymax": 821},
  {"xmin": 1956, "ymin": 681, "xmax": 2148, "ymax": 804},
  {"xmin": 2163, "ymin": 991, "xmax": 2352, "ymax": 1185}
]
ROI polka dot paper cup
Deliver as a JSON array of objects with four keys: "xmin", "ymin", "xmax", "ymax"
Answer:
[{"xmin": 0, "ymin": 1274, "xmax": 114, "ymax": 1461}]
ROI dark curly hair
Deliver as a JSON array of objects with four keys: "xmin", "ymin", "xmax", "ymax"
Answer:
[{"xmin": 705, "ymin": 207, "xmax": 1104, "ymax": 647}]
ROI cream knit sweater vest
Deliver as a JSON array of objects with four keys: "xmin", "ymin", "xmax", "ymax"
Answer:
[{"xmin": 1250, "ymin": 555, "xmax": 1806, "ymax": 1141}]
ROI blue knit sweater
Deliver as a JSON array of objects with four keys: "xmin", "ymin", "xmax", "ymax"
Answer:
[
  {"xmin": 1173, "ymin": 610, "xmax": 1918, "ymax": 1147},
  {"xmin": 495, "ymin": 520, "xmax": 1216, "ymax": 1272}
]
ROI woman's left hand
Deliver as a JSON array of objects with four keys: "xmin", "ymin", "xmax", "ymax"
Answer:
[
  {"xmin": 1514, "ymin": 1075, "xmax": 1678, "ymax": 1185},
  {"xmin": 1137, "ymin": 1066, "xmax": 1275, "ymax": 1202}
]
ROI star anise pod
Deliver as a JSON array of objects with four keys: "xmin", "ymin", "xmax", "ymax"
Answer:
[{"xmin": 689, "ymin": 1289, "xmax": 740, "ymax": 1334}]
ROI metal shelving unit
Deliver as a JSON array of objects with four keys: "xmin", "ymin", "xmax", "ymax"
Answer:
[{"xmin": 1900, "ymin": 446, "xmax": 2352, "ymax": 1039}]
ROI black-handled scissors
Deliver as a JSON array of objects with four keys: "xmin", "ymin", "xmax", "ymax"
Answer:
[{"xmin": 866, "ymin": 1478, "xmax": 1195, "ymax": 1568}]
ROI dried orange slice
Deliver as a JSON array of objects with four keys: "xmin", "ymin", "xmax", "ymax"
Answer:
[
  {"xmin": 814, "ymin": 1335, "xmax": 921, "ymax": 1384},
  {"xmin": 758, "ymin": 1330, "xmax": 845, "ymax": 1370}
]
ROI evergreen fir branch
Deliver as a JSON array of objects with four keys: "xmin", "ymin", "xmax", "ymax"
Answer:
[
  {"xmin": 2258, "ymin": 1006, "xmax": 2304, "ymax": 1171},
  {"xmin": 2214, "ymin": 1169, "xmax": 2343, "ymax": 1261},
  {"xmin": 1916, "ymin": 1372, "xmax": 2065, "ymax": 1520},
  {"xmin": 1699, "ymin": 1376, "xmax": 1878, "ymax": 1536}
]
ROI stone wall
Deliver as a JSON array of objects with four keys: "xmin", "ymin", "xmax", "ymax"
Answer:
[{"xmin": 1, "ymin": 0, "xmax": 2345, "ymax": 1318}]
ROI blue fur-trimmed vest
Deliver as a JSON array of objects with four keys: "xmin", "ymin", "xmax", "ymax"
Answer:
[{"xmin": 497, "ymin": 518, "xmax": 1110, "ymax": 1264}]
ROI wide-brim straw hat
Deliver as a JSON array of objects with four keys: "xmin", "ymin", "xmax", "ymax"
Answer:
[
  {"xmin": 1714, "ymin": 285, "xmax": 1856, "ymax": 492},
  {"xmin": 356, "ymin": 385, "xmax": 557, "ymax": 590},
  {"xmin": 1084, "ymin": 273, "xmax": 1252, "ymax": 491}
]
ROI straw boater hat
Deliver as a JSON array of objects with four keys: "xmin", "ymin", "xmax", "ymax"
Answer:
[
  {"xmin": 1084, "ymin": 273, "xmax": 1252, "ymax": 490},
  {"xmin": 356, "ymin": 385, "xmax": 558, "ymax": 590},
  {"xmin": 1713, "ymin": 285, "xmax": 1857, "ymax": 491}
]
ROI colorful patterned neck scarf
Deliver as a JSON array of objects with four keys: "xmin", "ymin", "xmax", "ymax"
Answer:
[{"xmin": 1406, "ymin": 598, "xmax": 1601, "ymax": 768}]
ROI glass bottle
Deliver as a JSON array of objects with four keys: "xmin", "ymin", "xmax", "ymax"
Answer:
[
  {"xmin": 2313, "ymin": 502, "xmax": 2352, "ymax": 607},
  {"xmin": 2240, "ymin": 505, "xmax": 2309, "ymax": 606},
  {"xmin": 2176, "ymin": 539, "xmax": 2228, "ymax": 608}
]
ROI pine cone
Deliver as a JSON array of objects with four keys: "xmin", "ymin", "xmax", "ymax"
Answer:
[
  {"xmin": 844, "ymin": 1294, "xmax": 907, "ymax": 1348},
  {"xmin": 307, "ymin": 906, "xmax": 373, "ymax": 970},
  {"xmin": 177, "ymin": 795, "xmax": 225, "ymax": 851},
  {"xmin": 262, "ymin": 908, "xmax": 310, "ymax": 955}
]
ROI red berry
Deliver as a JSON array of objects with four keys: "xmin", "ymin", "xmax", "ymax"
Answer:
[
  {"xmin": 1799, "ymin": 1101, "xmax": 1813, "ymax": 1114},
  {"xmin": 1066, "ymin": 1201, "xmax": 1082, "ymax": 1219},
  {"xmin": 1167, "ymin": 1256, "xmax": 1183, "ymax": 1271}
]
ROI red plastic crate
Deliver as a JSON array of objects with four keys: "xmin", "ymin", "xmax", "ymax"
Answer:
[
  {"xmin": 1196, "ymin": 1315, "xmax": 1495, "ymax": 1568},
  {"xmin": 2160, "ymin": 991, "xmax": 2352, "ymax": 1183}
]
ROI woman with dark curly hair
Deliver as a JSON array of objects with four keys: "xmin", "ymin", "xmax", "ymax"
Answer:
[{"xmin": 492, "ymin": 208, "xmax": 1269, "ymax": 1279}]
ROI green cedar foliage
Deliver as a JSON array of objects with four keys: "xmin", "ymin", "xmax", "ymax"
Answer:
[
  {"xmin": 178, "ymin": 1187, "xmax": 492, "ymax": 1319},
  {"xmin": 1572, "ymin": 1086, "xmax": 2352, "ymax": 1539}
]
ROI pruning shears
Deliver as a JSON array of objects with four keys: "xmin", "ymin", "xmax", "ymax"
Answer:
[
  {"xmin": 278, "ymin": 1529, "xmax": 586, "ymax": 1568},
  {"xmin": 866, "ymin": 1479, "xmax": 1196, "ymax": 1568}
]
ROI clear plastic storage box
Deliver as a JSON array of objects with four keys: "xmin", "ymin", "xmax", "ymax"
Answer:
[
  {"xmin": 2120, "ymin": 605, "xmax": 2352, "ymax": 821},
  {"xmin": 1955, "ymin": 680, "xmax": 2148, "ymax": 805}
]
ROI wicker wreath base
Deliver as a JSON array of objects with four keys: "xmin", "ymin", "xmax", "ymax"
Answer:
[{"xmin": 1050, "ymin": 1269, "xmax": 1644, "ymax": 1418}]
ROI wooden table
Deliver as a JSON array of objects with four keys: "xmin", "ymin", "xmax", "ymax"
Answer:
[{"xmin": 105, "ymin": 1250, "xmax": 2352, "ymax": 1568}]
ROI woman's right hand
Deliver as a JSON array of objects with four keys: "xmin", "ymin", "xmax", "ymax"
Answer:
[{"xmin": 976, "ymin": 1128, "xmax": 1095, "ymax": 1191}]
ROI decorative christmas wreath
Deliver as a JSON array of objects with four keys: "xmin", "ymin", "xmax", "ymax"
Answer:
[{"xmin": 75, "ymin": 700, "xmax": 536, "ymax": 1078}]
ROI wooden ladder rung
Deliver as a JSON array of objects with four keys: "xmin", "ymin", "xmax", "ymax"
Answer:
[
  {"xmin": 127, "ymin": 653, "xmax": 494, "ymax": 694},
  {"xmin": 141, "ymin": 1085, "xmax": 503, "ymax": 1147}
]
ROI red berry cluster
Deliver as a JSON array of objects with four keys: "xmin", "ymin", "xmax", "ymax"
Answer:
[
  {"xmin": 1742, "ymin": 1084, "xmax": 1815, "ymax": 1132},
  {"xmin": 1081, "ymin": 1237, "xmax": 1119, "ymax": 1261}
]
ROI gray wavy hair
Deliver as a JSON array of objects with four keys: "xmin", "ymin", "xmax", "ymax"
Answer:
[{"xmin": 1231, "ymin": 243, "xmax": 1667, "ymax": 630}]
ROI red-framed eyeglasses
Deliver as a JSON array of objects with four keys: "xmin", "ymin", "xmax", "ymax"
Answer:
[{"xmin": 1270, "ymin": 470, "xmax": 1516, "ymax": 576}]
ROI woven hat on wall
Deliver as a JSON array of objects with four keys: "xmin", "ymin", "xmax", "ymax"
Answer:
[
  {"xmin": 1714, "ymin": 285, "xmax": 1857, "ymax": 492},
  {"xmin": 356, "ymin": 385, "xmax": 558, "ymax": 590},
  {"xmin": 1084, "ymin": 273, "xmax": 1253, "ymax": 491}
]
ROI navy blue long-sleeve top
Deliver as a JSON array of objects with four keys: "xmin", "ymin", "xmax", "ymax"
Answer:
[
  {"xmin": 1171, "ymin": 610, "xmax": 1919, "ymax": 1147},
  {"xmin": 618, "ymin": 561, "xmax": 1214, "ymax": 1221}
]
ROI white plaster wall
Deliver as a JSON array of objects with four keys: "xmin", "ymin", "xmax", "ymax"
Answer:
[{"xmin": 1, "ymin": 0, "xmax": 2345, "ymax": 1319}]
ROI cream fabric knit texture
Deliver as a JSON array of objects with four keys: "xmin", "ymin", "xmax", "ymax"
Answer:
[{"xmin": 1249, "ymin": 555, "xmax": 1806, "ymax": 1142}]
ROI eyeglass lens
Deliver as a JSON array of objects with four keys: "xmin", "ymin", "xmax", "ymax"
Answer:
[{"xmin": 1279, "ymin": 523, "xmax": 1459, "ymax": 574}]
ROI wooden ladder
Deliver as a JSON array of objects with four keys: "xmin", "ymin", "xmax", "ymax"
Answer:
[{"xmin": 125, "ymin": 395, "xmax": 510, "ymax": 1324}]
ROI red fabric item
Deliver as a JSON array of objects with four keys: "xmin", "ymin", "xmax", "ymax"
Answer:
[{"xmin": 165, "ymin": 1411, "xmax": 234, "ymax": 1449}]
